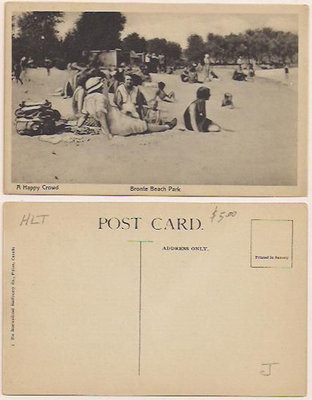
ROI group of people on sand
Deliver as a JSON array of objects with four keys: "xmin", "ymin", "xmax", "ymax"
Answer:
[
  {"xmin": 180, "ymin": 54, "xmax": 219, "ymax": 84},
  {"xmin": 70, "ymin": 68, "xmax": 224, "ymax": 137},
  {"xmin": 72, "ymin": 74, "xmax": 178, "ymax": 138},
  {"xmin": 60, "ymin": 50, "xmax": 234, "ymax": 137},
  {"xmin": 144, "ymin": 53, "xmax": 167, "ymax": 73},
  {"xmin": 232, "ymin": 57, "xmax": 255, "ymax": 81},
  {"xmin": 179, "ymin": 54, "xmax": 256, "ymax": 84},
  {"xmin": 13, "ymin": 55, "xmax": 56, "ymax": 84},
  {"xmin": 63, "ymin": 59, "xmax": 151, "ymax": 99},
  {"xmin": 14, "ymin": 53, "xmax": 236, "ymax": 137}
]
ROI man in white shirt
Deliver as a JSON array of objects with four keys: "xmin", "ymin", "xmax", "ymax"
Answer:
[{"xmin": 114, "ymin": 75, "xmax": 147, "ymax": 119}]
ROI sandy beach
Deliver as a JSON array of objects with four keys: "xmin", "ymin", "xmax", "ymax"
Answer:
[{"xmin": 11, "ymin": 66, "xmax": 297, "ymax": 185}]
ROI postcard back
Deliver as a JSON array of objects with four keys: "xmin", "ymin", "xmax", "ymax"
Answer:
[{"xmin": 2, "ymin": 202, "xmax": 307, "ymax": 396}]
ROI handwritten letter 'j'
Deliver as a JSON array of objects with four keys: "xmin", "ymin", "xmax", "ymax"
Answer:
[{"xmin": 3, "ymin": 202, "xmax": 307, "ymax": 396}]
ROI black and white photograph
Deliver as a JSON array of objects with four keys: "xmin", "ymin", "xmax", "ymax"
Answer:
[{"xmin": 5, "ymin": 3, "xmax": 308, "ymax": 195}]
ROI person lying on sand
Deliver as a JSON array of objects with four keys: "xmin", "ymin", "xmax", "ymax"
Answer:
[
  {"xmin": 210, "ymin": 68, "xmax": 219, "ymax": 80},
  {"xmin": 153, "ymin": 82, "xmax": 175, "ymax": 102},
  {"xmin": 232, "ymin": 68, "xmax": 247, "ymax": 81},
  {"xmin": 184, "ymin": 87, "xmax": 221, "ymax": 133},
  {"xmin": 78, "ymin": 77, "xmax": 177, "ymax": 138}
]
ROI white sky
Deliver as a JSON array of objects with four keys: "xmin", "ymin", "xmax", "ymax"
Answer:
[{"xmin": 55, "ymin": 12, "xmax": 298, "ymax": 48}]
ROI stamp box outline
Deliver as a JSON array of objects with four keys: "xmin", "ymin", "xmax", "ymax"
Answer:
[{"xmin": 250, "ymin": 219, "xmax": 294, "ymax": 269}]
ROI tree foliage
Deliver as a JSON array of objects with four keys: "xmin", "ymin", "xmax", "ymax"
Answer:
[
  {"xmin": 12, "ymin": 12, "xmax": 298, "ymax": 68},
  {"xmin": 146, "ymin": 38, "xmax": 167, "ymax": 55},
  {"xmin": 184, "ymin": 34, "xmax": 206, "ymax": 63},
  {"xmin": 12, "ymin": 12, "xmax": 64, "ymax": 64},
  {"xmin": 63, "ymin": 12, "xmax": 126, "ymax": 62},
  {"xmin": 185, "ymin": 28, "xmax": 298, "ymax": 64},
  {"xmin": 120, "ymin": 35, "xmax": 182, "ymax": 63},
  {"xmin": 145, "ymin": 38, "xmax": 181, "ymax": 60},
  {"xmin": 122, "ymin": 33, "xmax": 146, "ymax": 53},
  {"xmin": 165, "ymin": 41, "xmax": 182, "ymax": 63}
]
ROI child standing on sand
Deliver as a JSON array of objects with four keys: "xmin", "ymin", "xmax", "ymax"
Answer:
[{"xmin": 184, "ymin": 87, "xmax": 221, "ymax": 133}]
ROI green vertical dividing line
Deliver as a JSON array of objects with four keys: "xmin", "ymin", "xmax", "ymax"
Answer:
[{"xmin": 128, "ymin": 240, "xmax": 153, "ymax": 376}]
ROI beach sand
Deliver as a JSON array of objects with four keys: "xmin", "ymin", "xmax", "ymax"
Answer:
[{"xmin": 10, "ymin": 66, "xmax": 297, "ymax": 186}]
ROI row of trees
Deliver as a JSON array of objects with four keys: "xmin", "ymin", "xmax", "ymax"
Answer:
[
  {"xmin": 122, "ymin": 34, "xmax": 182, "ymax": 64},
  {"xmin": 12, "ymin": 12, "xmax": 182, "ymax": 66},
  {"xmin": 185, "ymin": 28, "xmax": 298, "ymax": 64},
  {"xmin": 12, "ymin": 12, "xmax": 298, "ymax": 67},
  {"xmin": 12, "ymin": 12, "xmax": 127, "ymax": 65}
]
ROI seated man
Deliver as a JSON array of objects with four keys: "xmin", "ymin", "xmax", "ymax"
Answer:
[{"xmin": 114, "ymin": 75, "xmax": 147, "ymax": 119}]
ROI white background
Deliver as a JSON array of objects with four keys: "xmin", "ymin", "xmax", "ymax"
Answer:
[{"xmin": 0, "ymin": 0, "xmax": 310, "ymax": 399}]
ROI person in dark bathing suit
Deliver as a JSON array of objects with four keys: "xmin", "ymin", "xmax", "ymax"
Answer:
[{"xmin": 184, "ymin": 87, "xmax": 221, "ymax": 133}]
